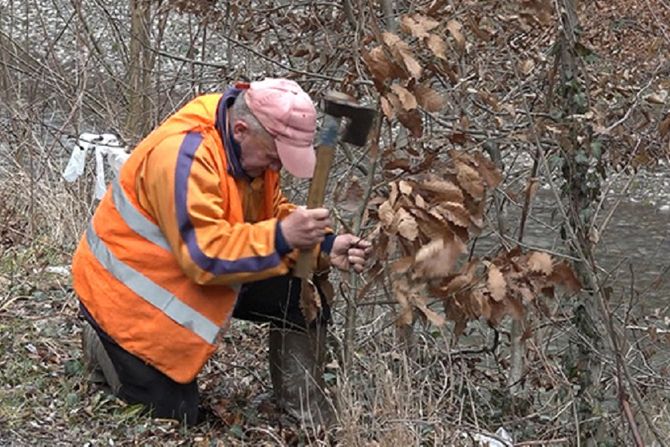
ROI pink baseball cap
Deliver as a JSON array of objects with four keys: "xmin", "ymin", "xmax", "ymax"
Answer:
[{"xmin": 242, "ymin": 78, "xmax": 317, "ymax": 178}]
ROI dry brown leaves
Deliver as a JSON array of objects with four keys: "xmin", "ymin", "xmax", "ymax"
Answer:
[
  {"xmin": 374, "ymin": 150, "xmax": 491, "ymax": 325},
  {"xmin": 660, "ymin": 114, "xmax": 670, "ymax": 139},
  {"xmin": 357, "ymin": 8, "xmax": 587, "ymax": 333},
  {"xmin": 372, "ymin": 150, "xmax": 581, "ymax": 333},
  {"xmin": 446, "ymin": 20, "xmax": 466, "ymax": 53},
  {"xmin": 361, "ymin": 12, "xmax": 458, "ymax": 137},
  {"xmin": 436, "ymin": 248, "xmax": 582, "ymax": 336},
  {"xmin": 300, "ymin": 279, "xmax": 322, "ymax": 323}
]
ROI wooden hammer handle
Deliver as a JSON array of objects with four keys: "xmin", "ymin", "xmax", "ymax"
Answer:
[{"xmin": 293, "ymin": 144, "xmax": 336, "ymax": 279}]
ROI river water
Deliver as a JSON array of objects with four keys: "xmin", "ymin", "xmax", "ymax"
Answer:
[{"xmin": 481, "ymin": 165, "xmax": 670, "ymax": 319}]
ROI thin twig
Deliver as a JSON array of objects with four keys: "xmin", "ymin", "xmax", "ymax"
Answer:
[
  {"xmin": 145, "ymin": 39, "xmax": 371, "ymax": 84},
  {"xmin": 343, "ymin": 112, "xmax": 383, "ymax": 367},
  {"xmin": 599, "ymin": 63, "xmax": 663, "ymax": 135}
]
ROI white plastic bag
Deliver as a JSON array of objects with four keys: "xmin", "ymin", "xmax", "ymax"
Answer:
[
  {"xmin": 63, "ymin": 133, "xmax": 130, "ymax": 199},
  {"xmin": 62, "ymin": 143, "xmax": 88, "ymax": 182},
  {"xmin": 465, "ymin": 427, "xmax": 513, "ymax": 447}
]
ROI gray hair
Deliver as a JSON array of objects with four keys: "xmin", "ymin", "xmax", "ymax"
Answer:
[{"xmin": 231, "ymin": 91, "xmax": 269, "ymax": 138}]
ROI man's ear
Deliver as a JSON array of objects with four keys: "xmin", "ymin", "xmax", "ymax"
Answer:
[{"xmin": 232, "ymin": 119, "xmax": 248, "ymax": 141}]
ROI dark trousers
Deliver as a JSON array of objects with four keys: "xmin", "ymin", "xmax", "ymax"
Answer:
[{"xmin": 83, "ymin": 275, "xmax": 330, "ymax": 426}]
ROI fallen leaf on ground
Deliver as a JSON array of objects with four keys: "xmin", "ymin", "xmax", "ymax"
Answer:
[
  {"xmin": 391, "ymin": 84, "xmax": 418, "ymax": 110},
  {"xmin": 447, "ymin": 20, "xmax": 466, "ymax": 52}
]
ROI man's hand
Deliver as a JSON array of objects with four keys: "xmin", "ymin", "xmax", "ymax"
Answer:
[
  {"xmin": 279, "ymin": 207, "xmax": 331, "ymax": 250},
  {"xmin": 330, "ymin": 234, "xmax": 372, "ymax": 273}
]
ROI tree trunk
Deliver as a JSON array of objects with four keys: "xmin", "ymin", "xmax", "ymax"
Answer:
[
  {"xmin": 126, "ymin": 0, "xmax": 152, "ymax": 142},
  {"xmin": 554, "ymin": 0, "xmax": 606, "ymax": 443}
]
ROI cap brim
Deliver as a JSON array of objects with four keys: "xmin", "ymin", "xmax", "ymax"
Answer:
[{"xmin": 276, "ymin": 140, "xmax": 316, "ymax": 178}]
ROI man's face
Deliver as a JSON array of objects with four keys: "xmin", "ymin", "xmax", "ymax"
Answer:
[{"xmin": 233, "ymin": 121, "xmax": 282, "ymax": 178}]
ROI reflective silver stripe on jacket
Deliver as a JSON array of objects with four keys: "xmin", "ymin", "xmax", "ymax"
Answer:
[
  {"xmin": 86, "ymin": 224, "xmax": 220, "ymax": 343},
  {"xmin": 112, "ymin": 180, "xmax": 171, "ymax": 251},
  {"xmin": 111, "ymin": 180, "xmax": 241, "ymax": 294},
  {"xmin": 85, "ymin": 179, "xmax": 224, "ymax": 343},
  {"xmin": 112, "ymin": 179, "xmax": 241, "ymax": 293}
]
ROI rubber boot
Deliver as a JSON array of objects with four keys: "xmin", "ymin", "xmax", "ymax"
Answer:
[
  {"xmin": 81, "ymin": 322, "xmax": 121, "ymax": 394},
  {"xmin": 268, "ymin": 326, "xmax": 335, "ymax": 428}
]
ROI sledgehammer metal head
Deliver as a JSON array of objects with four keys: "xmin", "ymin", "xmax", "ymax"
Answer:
[{"xmin": 322, "ymin": 91, "xmax": 376, "ymax": 146}]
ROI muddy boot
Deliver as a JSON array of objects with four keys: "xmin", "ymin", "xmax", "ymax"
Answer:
[
  {"xmin": 268, "ymin": 326, "xmax": 335, "ymax": 428},
  {"xmin": 81, "ymin": 322, "xmax": 121, "ymax": 394}
]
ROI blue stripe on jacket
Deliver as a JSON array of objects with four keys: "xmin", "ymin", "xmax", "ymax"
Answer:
[{"xmin": 175, "ymin": 131, "xmax": 281, "ymax": 275}]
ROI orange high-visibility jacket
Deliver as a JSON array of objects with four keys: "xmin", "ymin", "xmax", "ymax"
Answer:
[{"xmin": 72, "ymin": 91, "xmax": 302, "ymax": 383}]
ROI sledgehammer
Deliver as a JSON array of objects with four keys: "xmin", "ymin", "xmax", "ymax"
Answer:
[{"xmin": 293, "ymin": 91, "xmax": 376, "ymax": 279}]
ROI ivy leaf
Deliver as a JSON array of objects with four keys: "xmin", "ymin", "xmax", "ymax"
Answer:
[
  {"xmin": 575, "ymin": 150, "xmax": 589, "ymax": 164},
  {"xmin": 590, "ymin": 139, "xmax": 602, "ymax": 160},
  {"xmin": 575, "ymin": 42, "xmax": 597, "ymax": 62}
]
